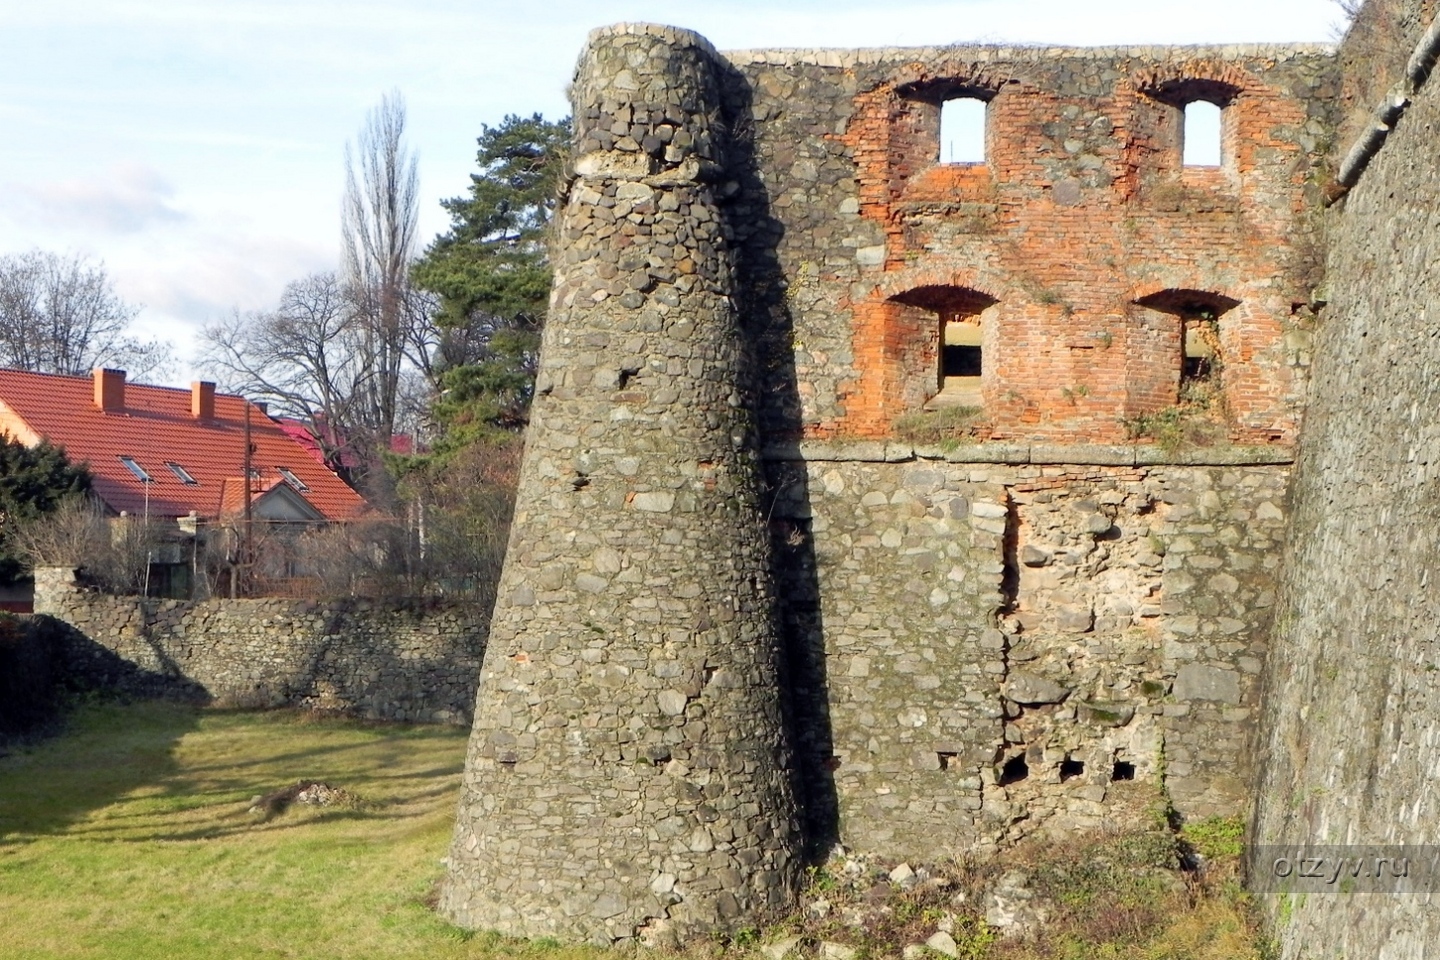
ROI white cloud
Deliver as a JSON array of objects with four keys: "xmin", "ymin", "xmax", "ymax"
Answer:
[{"xmin": 3, "ymin": 163, "xmax": 186, "ymax": 235}]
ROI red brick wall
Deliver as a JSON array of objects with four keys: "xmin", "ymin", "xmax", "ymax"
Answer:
[{"xmin": 827, "ymin": 52, "xmax": 1327, "ymax": 444}]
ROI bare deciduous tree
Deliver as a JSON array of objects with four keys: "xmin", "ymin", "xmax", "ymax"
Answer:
[
  {"xmin": 343, "ymin": 89, "xmax": 423, "ymax": 442},
  {"xmin": 11, "ymin": 497, "xmax": 167, "ymax": 595},
  {"xmin": 200, "ymin": 272, "xmax": 366, "ymax": 469},
  {"xmin": 0, "ymin": 250, "xmax": 172, "ymax": 380},
  {"xmin": 200, "ymin": 93, "xmax": 437, "ymax": 489}
]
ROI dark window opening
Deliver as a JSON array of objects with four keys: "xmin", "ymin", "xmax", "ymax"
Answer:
[
  {"xmin": 1060, "ymin": 758, "xmax": 1086, "ymax": 782},
  {"xmin": 943, "ymin": 344, "xmax": 983, "ymax": 378},
  {"xmin": 999, "ymin": 754, "xmax": 1029, "ymax": 786},
  {"xmin": 1134, "ymin": 290, "xmax": 1239, "ymax": 401},
  {"xmin": 1112, "ymin": 760, "xmax": 1136, "ymax": 782},
  {"xmin": 937, "ymin": 751, "xmax": 959, "ymax": 771},
  {"xmin": 890, "ymin": 285, "xmax": 995, "ymax": 412},
  {"xmin": 939, "ymin": 97, "xmax": 987, "ymax": 164}
]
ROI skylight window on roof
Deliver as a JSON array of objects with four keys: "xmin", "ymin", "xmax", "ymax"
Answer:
[
  {"xmin": 119, "ymin": 456, "xmax": 152, "ymax": 482},
  {"xmin": 167, "ymin": 462, "xmax": 198, "ymax": 485},
  {"xmin": 277, "ymin": 467, "xmax": 310, "ymax": 492}
]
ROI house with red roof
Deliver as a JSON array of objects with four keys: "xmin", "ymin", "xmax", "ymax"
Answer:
[{"xmin": 0, "ymin": 368, "xmax": 372, "ymax": 598}]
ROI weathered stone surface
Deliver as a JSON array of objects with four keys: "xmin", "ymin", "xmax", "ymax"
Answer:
[
  {"xmin": 924, "ymin": 931, "xmax": 958, "ymax": 957},
  {"xmin": 1173, "ymin": 664, "xmax": 1241, "ymax": 704},
  {"xmin": 31, "ymin": 568, "xmax": 484, "ymax": 724},
  {"xmin": 442, "ymin": 13, "xmax": 1321, "ymax": 945},
  {"xmin": 1252, "ymin": 5, "xmax": 1440, "ymax": 957},
  {"xmin": 441, "ymin": 23, "xmax": 800, "ymax": 944},
  {"xmin": 768, "ymin": 456, "xmax": 1288, "ymax": 860},
  {"xmin": 985, "ymin": 871, "xmax": 1046, "ymax": 938},
  {"xmin": 1003, "ymin": 671, "xmax": 1072, "ymax": 705},
  {"xmin": 762, "ymin": 936, "xmax": 803, "ymax": 960}
]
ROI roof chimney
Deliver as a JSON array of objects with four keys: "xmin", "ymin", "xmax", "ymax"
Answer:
[
  {"xmin": 94, "ymin": 368, "xmax": 125, "ymax": 414},
  {"xmin": 192, "ymin": 381, "xmax": 215, "ymax": 420}
]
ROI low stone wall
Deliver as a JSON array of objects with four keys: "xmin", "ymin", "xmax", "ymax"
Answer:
[{"xmin": 33, "ymin": 568, "xmax": 488, "ymax": 724}]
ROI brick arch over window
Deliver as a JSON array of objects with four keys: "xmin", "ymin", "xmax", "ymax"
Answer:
[
  {"xmin": 1133, "ymin": 288, "xmax": 1242, "ymax": 406},
  {"xmin": 888, "ymin": 285, "xmax": 999, "ymax": 411},
  {"xmin": 895, "ymin": 78, "xmax": 999, "ymax": 166},
  {"xmin": 1136, "ymin": 74, "xmax": 1247, "ymax": 175},
  {"xmin": 1145, "ymin": 77, "xmax": 1244, "ymax": 109}
]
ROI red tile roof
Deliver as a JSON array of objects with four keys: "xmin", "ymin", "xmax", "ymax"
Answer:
[{"xmin": 0, "ymin": 368, "xmax": 371, "ymax": 522}]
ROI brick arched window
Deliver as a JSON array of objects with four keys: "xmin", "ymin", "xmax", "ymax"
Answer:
[
  {"xmin": 894, "ymin": 78, "xmax": 1000, "ymax": 172},
  {"xmin": 1134, "ymin": 289, "xmax": 1241, "ymax": 398},
  {"xmin": 889, "ymin": 285, "xmax": 998, "ymax": 409},
  {"xmin": 1146, "ymin": 79, "xmax": 1241, "ymax": 172}
]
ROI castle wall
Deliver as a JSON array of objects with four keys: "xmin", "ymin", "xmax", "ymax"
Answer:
[
  {"xmin": 721, "ymin": 43, "xmax": 1335, "ymax": 444},
  {"xmin": 767, "ymin": 446, "xmax": 1289, "ymax": 859},
  {"xmin": 1251, "ymin": 3, "xmax": 1440, "ymax": 957},
  {"xmin": 704, "ymin": 34, "xmax": 1325, "ymax": 860},
  {"xmin": 436, "ymin": 22, "xmax": 1343, "ymax": 945},
  {"xmin": 31, "ymin": 567, "xmax": 486, "ymax": 723}
]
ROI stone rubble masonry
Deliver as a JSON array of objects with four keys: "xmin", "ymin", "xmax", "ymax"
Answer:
[
  {"xmin": 439, "ymin": 23, "xmax": 802, "ymax": 945},
  {"xmin": 1252, "ymin": 2, "xmax": 1440, "ymax": 957},
  {"xmin": 31, "ymin": 566, "xmax": 486, "ymax": 724},
  {"xmin": 768, "ymin": 454, "xmax": 1287, "ymax": 860}
]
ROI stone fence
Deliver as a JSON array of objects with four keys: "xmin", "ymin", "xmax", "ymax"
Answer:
[{"xmin": 33, "ymin": 567, "xmax": 488, "ymax": 724}]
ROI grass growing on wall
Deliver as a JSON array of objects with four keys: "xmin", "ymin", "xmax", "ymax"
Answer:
[{"xmin": 0, "ymin": 701, "xmax": 1268, "ymax": 960}]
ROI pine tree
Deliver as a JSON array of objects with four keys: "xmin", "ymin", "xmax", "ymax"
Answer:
[
  {"xmin": 411, "ymin": 113, "xmax": 570, "ymax": 454},
  {"xmin": 0, "ymin": 436, "xmax": 91, "ymax": 582}
]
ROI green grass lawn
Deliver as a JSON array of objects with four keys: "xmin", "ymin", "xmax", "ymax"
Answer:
[
  {"xmin": 0, "ymin": 700, "xmax": 1267, "ymax": 960},
  {"xmin": 0, "ymin": 699, "xmax": 598, "ymax": 960}
]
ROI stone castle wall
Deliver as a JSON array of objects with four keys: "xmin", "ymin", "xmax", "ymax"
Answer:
[
  {"xmin": 768, "ymin": 446, "xmax": 1290, "ymax": 860},
  {"xmin": 441, "ymin": 24, "xmax": 801, "ymax": 945},
  {"xmin": 33, "ymin": 567, "xmax": 487, "ymax": 724},
  {"xmin": 1251, "ymin": 2, "xmax": 1440, "ymax": 957},
  {"xmin": 439, "ymin": 21, "xmax": 1330, "ymax": 944}
]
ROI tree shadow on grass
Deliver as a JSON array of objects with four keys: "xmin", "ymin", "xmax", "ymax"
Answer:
[
  {"xmin": 2, "ymin": 707, "xmax": 467, "ymax": 845},
  {"xmin": 0, "ymin": 696, "xmax": 202, "ymax": 843},
  {"xmin": 2, "ymin": 617, "xmax": 470, "ymax": 847}
]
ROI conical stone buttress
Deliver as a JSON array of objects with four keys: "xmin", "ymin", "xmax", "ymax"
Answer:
[{"xmin": 439, "ymin": 23, "xmax": 802, "ymax": 945}]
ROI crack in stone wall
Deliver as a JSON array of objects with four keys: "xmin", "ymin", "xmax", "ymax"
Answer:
[{"xmin": 768, "ymin": 459, "xmax": 1287, "ymax": 860}]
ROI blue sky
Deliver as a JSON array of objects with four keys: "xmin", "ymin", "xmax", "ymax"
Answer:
[{"xmin": 0, "ymin": 0, "xmax": 1347, "ymax": 383}]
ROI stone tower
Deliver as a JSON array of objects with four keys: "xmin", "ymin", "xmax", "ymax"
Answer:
[{"xmin": 440, "ymin": 23, "xmax": 801, "ymax": 944}]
